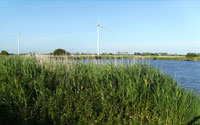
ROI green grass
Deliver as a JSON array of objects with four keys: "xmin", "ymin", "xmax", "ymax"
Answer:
[
  {"xmin": 0, "ymin": 56, "xmax": 200, "ymax": 124},
  {"xmin": 3, "ymin": 54, "xmax": 200, "ymax": 61},
  {"xmin": 38, "ymin": 54, "xmax": 200, "ymax": 61}
]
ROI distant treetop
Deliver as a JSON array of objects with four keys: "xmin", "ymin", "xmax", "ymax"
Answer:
[
  {"xmin": 186, "ymin": 53, "xmax": 199, "ymax": 58},
  {"xmin": 0, "ymin": 50, "xmax": 9, "ymax": 55},
  {"xmin": 53, "ymin": 48, "xmax": 70, "ymax": 55}
]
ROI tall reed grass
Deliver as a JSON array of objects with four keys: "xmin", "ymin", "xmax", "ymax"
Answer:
[{"xmin": 0, "ymin": 56, "xmax": 199, "ymax": 124}]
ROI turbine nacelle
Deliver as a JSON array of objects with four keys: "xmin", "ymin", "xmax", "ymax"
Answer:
[{"xmin": 97, "ymin": 24, "xmax": 112, "ymax": 32}]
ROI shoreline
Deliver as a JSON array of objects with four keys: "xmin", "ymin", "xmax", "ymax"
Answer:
[
  {"xmin": 36, "ymin": 55, "xmax": 200, "ymax": 62},
  {"xmin": 2, "ymin": 55, "xmax": 200, "ymax": 62}
]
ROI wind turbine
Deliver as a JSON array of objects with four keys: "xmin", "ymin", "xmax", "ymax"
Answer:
[
  {"xmin": 18, "ymin": 32, "xmax": 21, "ymax": 55},
  {"xmin": 17, "ymin": 28, "xmax": 23, "ymax": 55},
  {"xmin": 97, "ymin": 14, "xmax": 112, "ymax": 56}
]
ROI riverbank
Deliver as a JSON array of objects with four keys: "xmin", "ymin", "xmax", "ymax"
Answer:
[
  {"xmin": 30, "ymin": 54, "xmax": 200, "ymax": 61},
  {"xmin": 2, "ymin": 54, "xmax": 200, "ymax": 61},
  {"xmin": 0, "ymin": 56, "xmax": 200, "ymax": 124}
]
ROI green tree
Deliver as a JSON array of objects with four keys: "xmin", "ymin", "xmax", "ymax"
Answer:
[
  {"xmin": 53, "ymin": 48, "xmax": 70, "ymax": 55},
  {"xmin": 0, "ymin": 50, "xmax": 9, "ymax": 55},
  {"xmin": 134, "ymin": 52, "xmax": 142, "ymax": 56},
  {"xmin": 186, "ymin": 53, "xmax": 198, "ymax": 58},
  {"xmin": 160, "ymin": 53, "xmax": 168, "ymax": 56}
]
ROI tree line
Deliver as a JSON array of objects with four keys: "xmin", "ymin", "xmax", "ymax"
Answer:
[{"xmin": 1, "ymin": 49, "xmax": 200, "ymax": 58}]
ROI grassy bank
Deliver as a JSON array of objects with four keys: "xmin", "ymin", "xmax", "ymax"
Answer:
[
  {"xmin": 0, "ymin": 56, "xmax": 200, "ymax": 124},
  {"xmin": 2, "ymin": 54, "xmax": 200, "ymax": 61},
  {"xmin": 28, "ymin": 54, "xmax": 200, "ymax": 61}
]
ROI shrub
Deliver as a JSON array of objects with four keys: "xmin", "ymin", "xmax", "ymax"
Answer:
[
  {"xmin": 186, "ymin": 53, "xmax": 198, "ymax": 58},
  {"xmin": 0, "ymin": 50, "xmax": 9, "ymax": 55},
  {"xmin": 53, "ymin": 48, "xmax": 70, "ymax": 55}
]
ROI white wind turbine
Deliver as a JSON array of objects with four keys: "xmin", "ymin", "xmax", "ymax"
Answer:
[
  {"xmin": 17, "ymin": 28, "xmax": 23, "ymax": 55},
  {"xmin": 97, "ymin": 14, "xmax": 112, "ymax": 56},
  {"xmin": 17, "ymin": 32, "xmax": 21, "ymax": 55}
]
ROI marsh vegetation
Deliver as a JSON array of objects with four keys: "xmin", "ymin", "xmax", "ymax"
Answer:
[{"xmin": 0, "ymin": 56, "xmax": 199, "ymax": 124}]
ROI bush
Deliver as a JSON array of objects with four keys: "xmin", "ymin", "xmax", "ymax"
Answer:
[
  {"xmin": 0, "ymin": 50, "xmax": 9, "ymax": 55},
  {"xmin": 186, "ymin": 53, "xmax": 198, "ymax": 58},
  {"xmin": 53, "ymin": 48, "xmax": 70, "ymax": 55}
]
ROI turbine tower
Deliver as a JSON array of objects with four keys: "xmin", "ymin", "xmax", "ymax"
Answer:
[
  {"xmin": 18, "ymin": 32, "xmax": 20, "ymax": 55},
  {"xmin": 97, "ymin": 14, "xmax": 112, "ymax": 56},
  {"xmin": 17, "ymin": 28, "xmax": 23, "ymax": 55},
  {"xmin": 97, "ymin": 16, "xmax": 100, "ymax": 56}
]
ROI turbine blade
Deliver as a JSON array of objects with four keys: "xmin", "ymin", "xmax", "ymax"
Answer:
[{"xmin": 100, "ymin": 25, "xmax": 112, "ymax": 32}]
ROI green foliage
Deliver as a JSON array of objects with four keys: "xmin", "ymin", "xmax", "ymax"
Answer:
[
  {"xmin": 186, "ymin": 53, "xmax": 199, "ymax": 58},
  {"xmin": 53, "ymin": 48, "xmax": 70, "ymax": 55},
  {"xmin": 102, "ymin": 52, "xmax": 113, "ymax": 55},
  {"xmin": 0, "ymin": 50, "xmax": 9, "ymax": 55},
  {"xmin": 134, "ymin": 52, "xmax": 142, "ymax": 55},
  {"xmin": 134, "ymin": 52, "xmax": 168, "ymax": 56},
  {"xmin": 160, "ymin": 53, "xmax": 168, "ymax": 56},
  {"xmin": 0, "ymin": 57, "xmax": 199, "ymax": 124},
  {"xmin": 142, "ymin": 52, "xmax": 159, "ymax": 56}
]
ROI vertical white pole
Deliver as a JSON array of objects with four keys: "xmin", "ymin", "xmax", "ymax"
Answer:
[
  {"xmin": 53, "ymin": 16, "xmax": 55, "ymax": 50},
  {"xmin": 18, "ymin": 33, "xmax": 20, "ymax": 55},
  {"xmin": 97, "ymin": 25, "xmax": 100, "ymax": 56},
  {"xmin": 97, "ymin": 11, "xmax": 101, "ymax": 56}
]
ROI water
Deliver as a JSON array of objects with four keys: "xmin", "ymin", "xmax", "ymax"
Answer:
[
  {"xmin": 140, "ymin": 59, "xmax": 200, "ymax": 93},
  {"xmin": 78, "ymin": 59, "xmax": 200, "ymax": 93}
]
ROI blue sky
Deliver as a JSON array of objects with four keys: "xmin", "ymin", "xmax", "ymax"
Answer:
[{"xmin": 1, "ymin": 0, "xmax": 200, "ymax": 54}]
